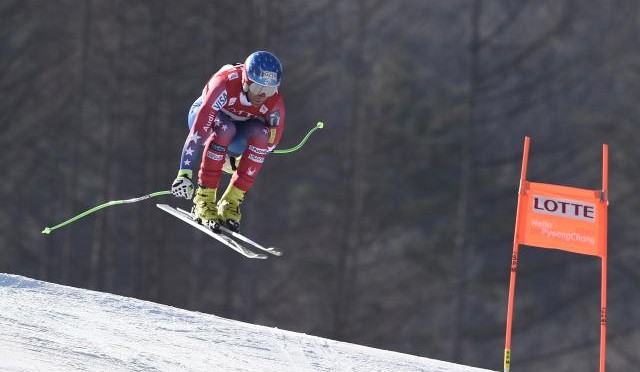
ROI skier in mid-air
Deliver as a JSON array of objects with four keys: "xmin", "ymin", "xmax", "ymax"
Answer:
[{"xmin": 170, "ymin": 51, "xmax": 286, "ymax": 232}]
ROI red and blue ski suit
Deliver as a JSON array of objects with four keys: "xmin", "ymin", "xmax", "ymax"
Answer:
[{"xmin": 179, "ymin": 64, "xmax": 286, "ymax": 192}]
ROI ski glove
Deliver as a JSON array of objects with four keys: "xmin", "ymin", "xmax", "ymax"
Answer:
[{"xmin": 171, "ymin": 169, "xmax": 194, "ymax": 199}]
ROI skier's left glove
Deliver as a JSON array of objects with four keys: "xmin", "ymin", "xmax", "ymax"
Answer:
[{"xmin": 171, "ymin": 169, "xmax": 194, "ymax": 199}]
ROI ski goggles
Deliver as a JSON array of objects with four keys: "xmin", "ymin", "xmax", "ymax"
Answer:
[{"xmin": 248, "ymin": 81, "xmax": 278, "ymax": 97}]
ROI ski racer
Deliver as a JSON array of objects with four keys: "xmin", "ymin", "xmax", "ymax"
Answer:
[{"xmin": 170, "ymin": 51, "xmax": 286, "ymax": 232}]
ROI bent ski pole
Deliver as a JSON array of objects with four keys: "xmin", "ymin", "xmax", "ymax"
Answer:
[
  {"xmin": 42, "ymin": 191, "xmax": 171, "ymax": 234},
  {"xmin": 273, "ymin": 121, "xmax": 324, "ymax": 154}
]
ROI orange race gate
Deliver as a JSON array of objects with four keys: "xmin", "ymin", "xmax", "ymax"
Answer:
[{"xmin": 503, "ymin": 136, "xmax": 609, "ymax": 372}]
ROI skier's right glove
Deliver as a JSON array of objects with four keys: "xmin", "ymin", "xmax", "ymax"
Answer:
[{"xmin": 171, "ymin": 169, "xmax": 194, "ymax": 199}]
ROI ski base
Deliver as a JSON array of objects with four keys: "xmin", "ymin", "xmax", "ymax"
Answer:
[
  {"xmin": 157, "ymin": 204, "xmax": 268, "ymax": 259},
  {"xmin": 219, "ymin": 225, "xmax": 283, "ymax": 256},
  {"xmin": 176, "ymin": 208, "xmax": 283, "ymax": 257}
]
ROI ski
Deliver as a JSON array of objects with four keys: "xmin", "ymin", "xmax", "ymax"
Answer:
[
  {"xmin": 156, "ymin": 204, "xmax": 268, "ymax": 259},
  {"xmin": 173, "ymin": 207, "xmax": 283, "ymax": 257},
  {"xmin": 219, "ymin": 225, "xmax": 283, "ymax": 257}
]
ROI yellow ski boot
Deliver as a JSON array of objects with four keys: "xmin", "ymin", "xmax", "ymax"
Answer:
[
  {"xmin": 192, "ymin": 187, "xmax": 217, "ymax": 227},
  {"xmin": 217, "ymin": 185, "xmax": 246, "ymax": 232}
]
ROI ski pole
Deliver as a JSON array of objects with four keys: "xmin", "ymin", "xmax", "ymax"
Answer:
[
  {"xmin": 273, "ymin": 121, "xmax": 324, "ymax": 154},
  {"xmin": 42, "ymin": 191, "xmax": 171, "ymax": 234},
  {"xmin": 42, "ymin": 121, "xmax": 324, "ymax": 234}
]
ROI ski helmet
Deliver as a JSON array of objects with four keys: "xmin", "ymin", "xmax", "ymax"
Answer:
[{"xmin": 243, "ymin": 51, "xmax": 282, "ymax": 97}]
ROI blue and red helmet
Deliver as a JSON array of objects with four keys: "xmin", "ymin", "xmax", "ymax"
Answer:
[{"xmin": 242, "ymin": 51, "xmax": 282, "ymax": 97}]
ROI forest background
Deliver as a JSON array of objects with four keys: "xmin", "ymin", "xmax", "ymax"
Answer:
[{"xmin": 2, "ymin": 1, "xmax": 639, "ymax": 371}]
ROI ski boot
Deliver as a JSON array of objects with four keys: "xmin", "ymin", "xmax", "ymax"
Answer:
[
  {"xmin": 192, "ymin": 187, "xmax": 218, "ymax": 230},
  {"xmin": 217, "ymin": 184, "xmax": 245, "ymax": 232}
]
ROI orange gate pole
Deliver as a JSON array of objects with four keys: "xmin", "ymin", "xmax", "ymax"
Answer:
[
  {"xmin": 599, "ymin": 144, "xmax": 608, "ymax": 372},
  {"xmin": 504, "ymin": 136, "xmax": 530, "ymax": 372}
]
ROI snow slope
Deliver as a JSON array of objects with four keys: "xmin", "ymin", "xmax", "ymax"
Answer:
[{"xmin": 0, "ymin": 274, "xmax": 495, "ymax": 372}]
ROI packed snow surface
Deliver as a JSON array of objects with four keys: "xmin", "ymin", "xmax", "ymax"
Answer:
[{"xmin": 0, "ymin": 274, "xmax": 495, "ymax": 372}]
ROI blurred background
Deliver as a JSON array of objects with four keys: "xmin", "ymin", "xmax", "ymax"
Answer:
[{"xmin": 2, "ymin": 1, "xmax": 639, "ymax": 371}]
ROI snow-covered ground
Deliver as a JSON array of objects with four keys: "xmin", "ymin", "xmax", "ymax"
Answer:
[{"xmin": 0, "ymin": 274, "xmax": 495, "ymax": 372}]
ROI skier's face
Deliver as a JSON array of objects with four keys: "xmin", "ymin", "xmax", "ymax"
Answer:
[
  {"xmin": 247, "ymin": 89, "xmax": 267, "ymax": 107},
  {"xmin": 246, "ymin": 81, "xmax": 277, "ymax": 107}
]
